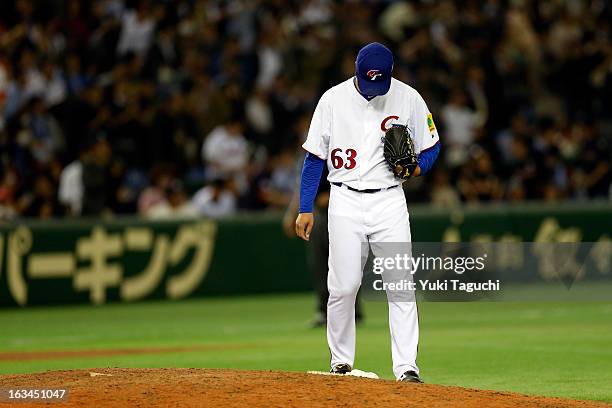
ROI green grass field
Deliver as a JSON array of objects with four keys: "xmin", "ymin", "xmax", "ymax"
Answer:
[{"xmin": 1, "ymin": 294, "xmax": 611, "ymax": 403}]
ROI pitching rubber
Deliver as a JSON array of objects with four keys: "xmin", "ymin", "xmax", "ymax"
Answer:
[{"xmin": 307, "ymin": 369, "xmax": 380, "ymax": 379}]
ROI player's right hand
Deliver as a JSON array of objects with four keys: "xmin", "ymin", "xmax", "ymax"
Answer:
[{"xmin": 295, "ymin": 213, "xmax": 314, "ymax": 241}]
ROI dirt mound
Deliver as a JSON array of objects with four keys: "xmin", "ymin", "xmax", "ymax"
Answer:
[{"xmin": 0, "ymin": 368, "xmax": 608, "ymax": 408}]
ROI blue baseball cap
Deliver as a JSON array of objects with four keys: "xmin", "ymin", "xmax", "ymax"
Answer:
[{"xmin": 355, "ymin": 42, "xmax": 393, "ymax": 96}]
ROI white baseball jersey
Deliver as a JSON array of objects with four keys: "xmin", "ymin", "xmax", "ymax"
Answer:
[
  {"xmin": 302, "ymin": 76, "xmax": 438, "ymax": 378},
  {"xmin": 303, "ymin": 77, "xmax": 439, "ymax": 190}
]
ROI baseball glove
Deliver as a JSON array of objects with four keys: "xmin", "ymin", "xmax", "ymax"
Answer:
[{"xmin": 383, "ymin": 125, "xmax": 418, "ymax": 179}]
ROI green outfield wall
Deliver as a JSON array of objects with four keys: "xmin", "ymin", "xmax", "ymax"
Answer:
[{"xmin": 0, "ymin": 201, "xmax": 610, "ymax": 307}]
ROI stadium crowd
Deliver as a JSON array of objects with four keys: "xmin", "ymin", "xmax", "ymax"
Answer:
[{"xmin": 0, "ymin": 0, "xmax": 610, "ymax": 220}]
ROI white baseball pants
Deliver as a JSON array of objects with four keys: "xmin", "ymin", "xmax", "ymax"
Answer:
[{"xmin": 327, "ymin": 183, "xmax": 419, "ymax": 379}]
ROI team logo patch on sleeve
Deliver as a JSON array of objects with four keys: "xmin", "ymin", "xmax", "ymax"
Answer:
[{"xmin": 427, "ymin": 113, "xmax": 436, "ymax": 132}]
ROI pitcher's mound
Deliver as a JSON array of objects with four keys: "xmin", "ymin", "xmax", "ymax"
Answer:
[{"xmin": 0, "ymin": 368, "xmax": 608, "ymax": 407}]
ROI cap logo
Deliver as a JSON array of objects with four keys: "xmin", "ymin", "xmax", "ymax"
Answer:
[{"xmin": 367, "ymin": 70, "xmax": 382, "ymax": 80}]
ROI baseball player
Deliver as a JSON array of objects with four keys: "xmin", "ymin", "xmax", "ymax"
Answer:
[{"xmin": 295, "ymin": 42, "xmax": 440, "ymax": 382}]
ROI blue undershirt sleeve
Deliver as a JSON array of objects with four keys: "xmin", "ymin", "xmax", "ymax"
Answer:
[
  {"xmin": 417, "ymin": 142, "xmax": 441, "ymax": 176},
  {"xmin": 299, "ymin": 152, "xmax": 325, "ymax": 213}
]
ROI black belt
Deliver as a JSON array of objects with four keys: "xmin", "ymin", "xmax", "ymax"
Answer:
[{"xmin": 332, "ymin": 182, "xmax": 398, "ymax": 194}]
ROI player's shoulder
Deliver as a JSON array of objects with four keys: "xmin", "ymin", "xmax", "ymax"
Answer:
[
  {"xmin": 318, "ymin": 78, "xmax": 354, "ymax": 103},
  {"xmin": 390, "ymin": 78, "xmax": 423, "ymax": 101}
]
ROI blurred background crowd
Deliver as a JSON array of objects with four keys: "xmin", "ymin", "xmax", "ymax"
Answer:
[{"xmin": 0, "ymin": 0, "xmax": 610, "ymax": 220}]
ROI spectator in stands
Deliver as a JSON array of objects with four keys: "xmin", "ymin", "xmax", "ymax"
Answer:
[
  {"xmin": 192, "ymin": 179, "xmax": 237, "ymax": 219},
  {"xmin": 430, "ymin": 169, "xmax": 461, "ymax": 209},
  {"xmin": 201, "ymin": 117, "xmax": 249, "ymax": 187},
  {"xmin": 458, "ymin": 150, "xmax": 504, "ymax": 203},
  {"xmin": 58, "ymin": 144, "xmax": 86, "ymax": 216},
  {"xmin": 41, "ymin": 60, "xmax": 67, "ymax": 107},
  {"xmin": 252, "ymin": 149, "xmax": 295, "ymax": 209},
  {"xmin": 138, "ymin": 164, "xmax": 174, "ymax": 216},
  {"xmin": 117, "ymin": 1, "xmax": 155, "ymax": 57},
  {"xmin": 441, "ymin": 88, "xmax": 487, "ymax": 168},
  {"xmin": 0, "ymin": 167, "xmax": 18, "ymax": 220},
  {"xmin": 24, "ymin": 97, "xmax": 64, "ymax": 164},
  {"xmin": 146, "ymin": 180, "xmax": 198, "ymax": 219},
  {"xmin": 19, "ymin": 173, "xmax": 60, "ymax": 218},
  {"xmin": 81, "ymin": 136, "xmax": 112, "ymax": 216}
]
